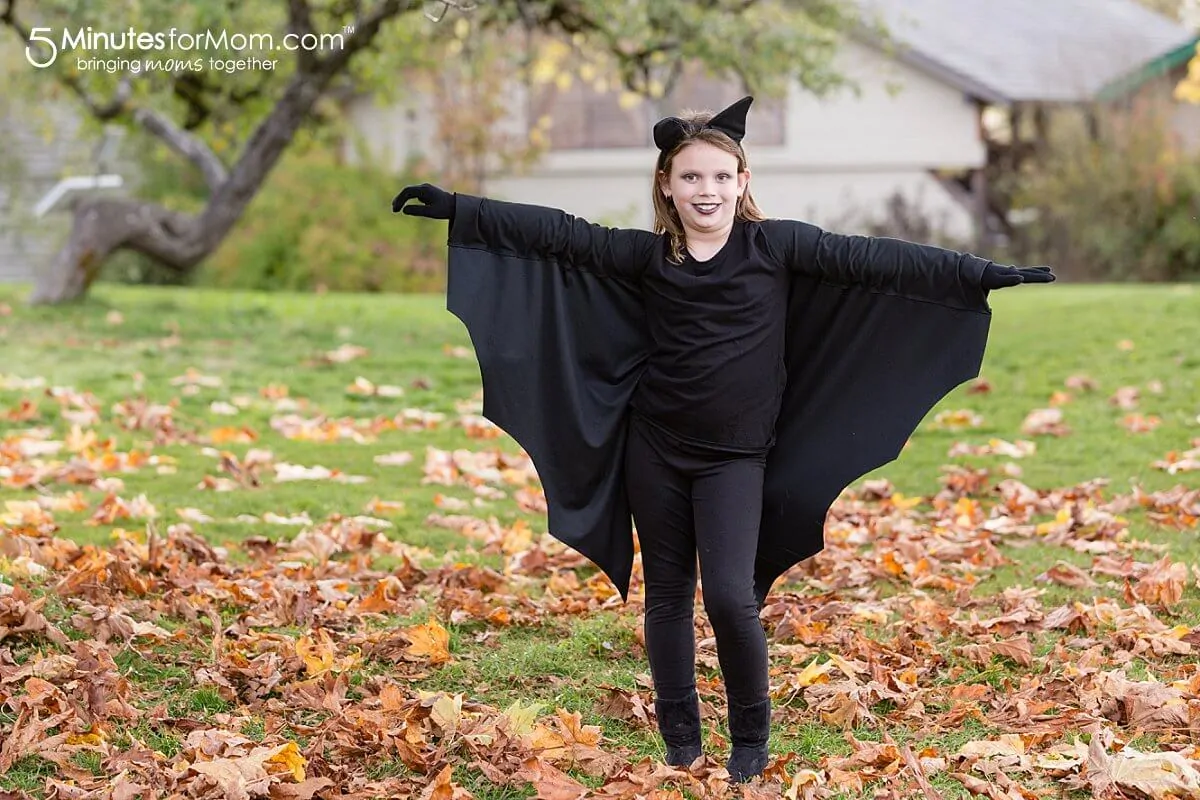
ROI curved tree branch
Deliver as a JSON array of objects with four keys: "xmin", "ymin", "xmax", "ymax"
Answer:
[{"xmin": 133, "ymin": 108, "xmax": 229, "ymax": 192}]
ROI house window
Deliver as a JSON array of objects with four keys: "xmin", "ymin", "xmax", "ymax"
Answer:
[
  {"xmin": 530, "ymin": 61, "xmax": 785, "ymax": 151},
  {"xmin": 530, "ymin": 78, "xmax": 652, "ymax": 150}
]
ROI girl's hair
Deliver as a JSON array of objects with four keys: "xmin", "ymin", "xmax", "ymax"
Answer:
[{"xmin": 651, "ymin": 109, "xmax": 766, "ymax": 264}]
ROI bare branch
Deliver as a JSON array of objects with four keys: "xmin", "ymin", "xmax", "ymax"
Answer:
[
  {"xmin": 424, "ymin": 0, "xmax": 479, "ymax": 23},
  {"xmin": 133, "ymin": 108, "xmax": 229, "ymax": 192}
]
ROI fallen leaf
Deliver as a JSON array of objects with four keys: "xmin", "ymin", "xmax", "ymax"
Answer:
[
  {"xmin": 1110, "ymin": 386, "xmax": 1140, "ymax": 410},
  {"xmin": 1120, "ymin": 414, "xmax": 1161, "ymax": 433},
  {"xmin": 1021, "ymin": 408, "xmax": 1070, "ymax": 437},
  {"xmin": 404, "ymin": 619, "xmax": 451, "ymax": 665}
]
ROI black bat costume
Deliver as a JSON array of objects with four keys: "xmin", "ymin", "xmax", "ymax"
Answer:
[
  {"xmin": 393, "ymin": 95, "xmax": 1053, "ymax": 782},
  {"xmin": 445, "ymin": 193, "xmax": 994, "ymax": 602}
]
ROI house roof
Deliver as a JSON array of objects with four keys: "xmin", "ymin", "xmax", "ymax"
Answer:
[{"xmin": 855, "ymin": 0, "xmax": 1199, "ymax": 104}]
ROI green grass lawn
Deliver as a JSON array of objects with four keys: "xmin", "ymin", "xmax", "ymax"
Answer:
[{"xmin": 1, "ymin": 281, "xmax": 1198, "ymax": 799}]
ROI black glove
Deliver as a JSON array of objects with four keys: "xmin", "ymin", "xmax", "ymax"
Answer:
[
  {"xmin": 981, "ymin": 264, "xmax": 1056, "ymax": 291},
  {"xmin": 391, "ymin": 183, "xmax": 455, "ymax": 221}
]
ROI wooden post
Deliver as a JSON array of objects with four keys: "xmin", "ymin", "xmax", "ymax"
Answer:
[
  {"xmin": 972, "ymin": 167, "xmax": 988, "ymax": 251},
  {"xmin": 972, "ymin": 99, "xmax": 990, "ymax": 251}
]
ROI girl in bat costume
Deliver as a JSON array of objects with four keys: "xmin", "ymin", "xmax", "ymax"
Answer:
[{"xmin": 392, "ymin": 96, "xmax": 1054, "ymax": 783}]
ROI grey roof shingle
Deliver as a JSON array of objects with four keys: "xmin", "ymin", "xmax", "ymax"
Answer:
[{"xmin": 856, "ymin": 0, "xmax": 1198, "ymax": 103}]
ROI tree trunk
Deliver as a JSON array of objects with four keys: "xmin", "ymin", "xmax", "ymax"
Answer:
[
  {"xmin": 28, "ymin": 203, "xmax": 113, "ymax": 305},
  {"xmin": 29, "ymin": 197, "xmax": 203, "ymax": 304}
]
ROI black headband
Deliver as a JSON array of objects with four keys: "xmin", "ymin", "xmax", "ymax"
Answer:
[{"xmin": 653, "ymin": 95, "xmax": 754, "ymax": 167}]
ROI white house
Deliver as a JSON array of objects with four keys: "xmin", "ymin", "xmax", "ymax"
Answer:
[{"xmin": 346, "ymin": 0, "xmax": 1199, "ymax": 248}]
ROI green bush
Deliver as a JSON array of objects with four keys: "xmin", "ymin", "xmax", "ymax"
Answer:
[
  {"xmin": 200, "ymin": 148, "xmax": 446, "ymax": 293},
  {"xmin": 1004, "ymin": 98, "xmax": 1200, "ymax": 282}
]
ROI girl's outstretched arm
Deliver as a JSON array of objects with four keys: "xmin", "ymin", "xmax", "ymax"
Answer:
[
  {"xmin": 759, "ymin": 219, "xmax": 1053, "ymax": 302},
  {"xmin": 394, "ymin": 183, "xmax": 657, "ymax": 280}
]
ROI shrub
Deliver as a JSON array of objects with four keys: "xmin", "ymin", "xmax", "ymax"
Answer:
[
  {"xmin": 200, "ymin": 148, "xmax": 446, "ymax": 293},
  {"xmin": 1003, "ymin": 98, "xmax": 1200, "ymax": 282}
]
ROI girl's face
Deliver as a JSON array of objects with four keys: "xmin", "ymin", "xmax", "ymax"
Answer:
[{"xmin": 660, "ymin": 141, "xmax": 750, "ymax": 238}]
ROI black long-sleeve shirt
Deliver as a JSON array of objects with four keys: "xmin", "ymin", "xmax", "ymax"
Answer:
[{"xmin": 630, "ymin": 221, "xmax": 793, "ymax": 451}]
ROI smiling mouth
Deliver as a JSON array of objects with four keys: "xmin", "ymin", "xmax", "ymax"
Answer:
[{"xmin": 693, "ymin": 203, "xmax": 720, "ymax": 215}]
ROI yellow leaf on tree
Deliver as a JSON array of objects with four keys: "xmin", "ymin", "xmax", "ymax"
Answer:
[
  {"xmin": 529, "ymin": 40, "xmax": 570, "ymax": 85},
  {"xmin": 1175, "ymin": 45, "xmax": 1200, "ymax": 104},
  {"xmin": 618, "ymin": 91, "xmax": 643, "ymax": 110}
]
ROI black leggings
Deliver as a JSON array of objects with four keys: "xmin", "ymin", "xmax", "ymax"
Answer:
[{"xmin": 623, "ymin": 411, "xmax": 770, "ymax": 707}]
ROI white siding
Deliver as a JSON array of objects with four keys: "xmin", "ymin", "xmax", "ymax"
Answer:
[
  {"xmin": 344, "ymin": 92, "xmax": 443, "ymax": 176},
  {"xmin": 781, "ymin": 39, "xmax": 984, "ymax": 170},
  {"xmin": 0, "ymin": 102, "xmax": 96, "ymax": 284}
]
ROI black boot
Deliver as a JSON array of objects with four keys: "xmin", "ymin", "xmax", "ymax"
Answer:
[
  {"xmin": 725, "ymin": 697, "xmax": 771, "ymax": 782},
  {"xmin": 654, "ymin": 690, "xmax": 703, "ymax": 767}
]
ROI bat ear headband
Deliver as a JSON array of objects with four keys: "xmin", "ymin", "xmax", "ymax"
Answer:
[{"xmin": 653, "ymin": 95, "xmax": 753, "ymax": 169}]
